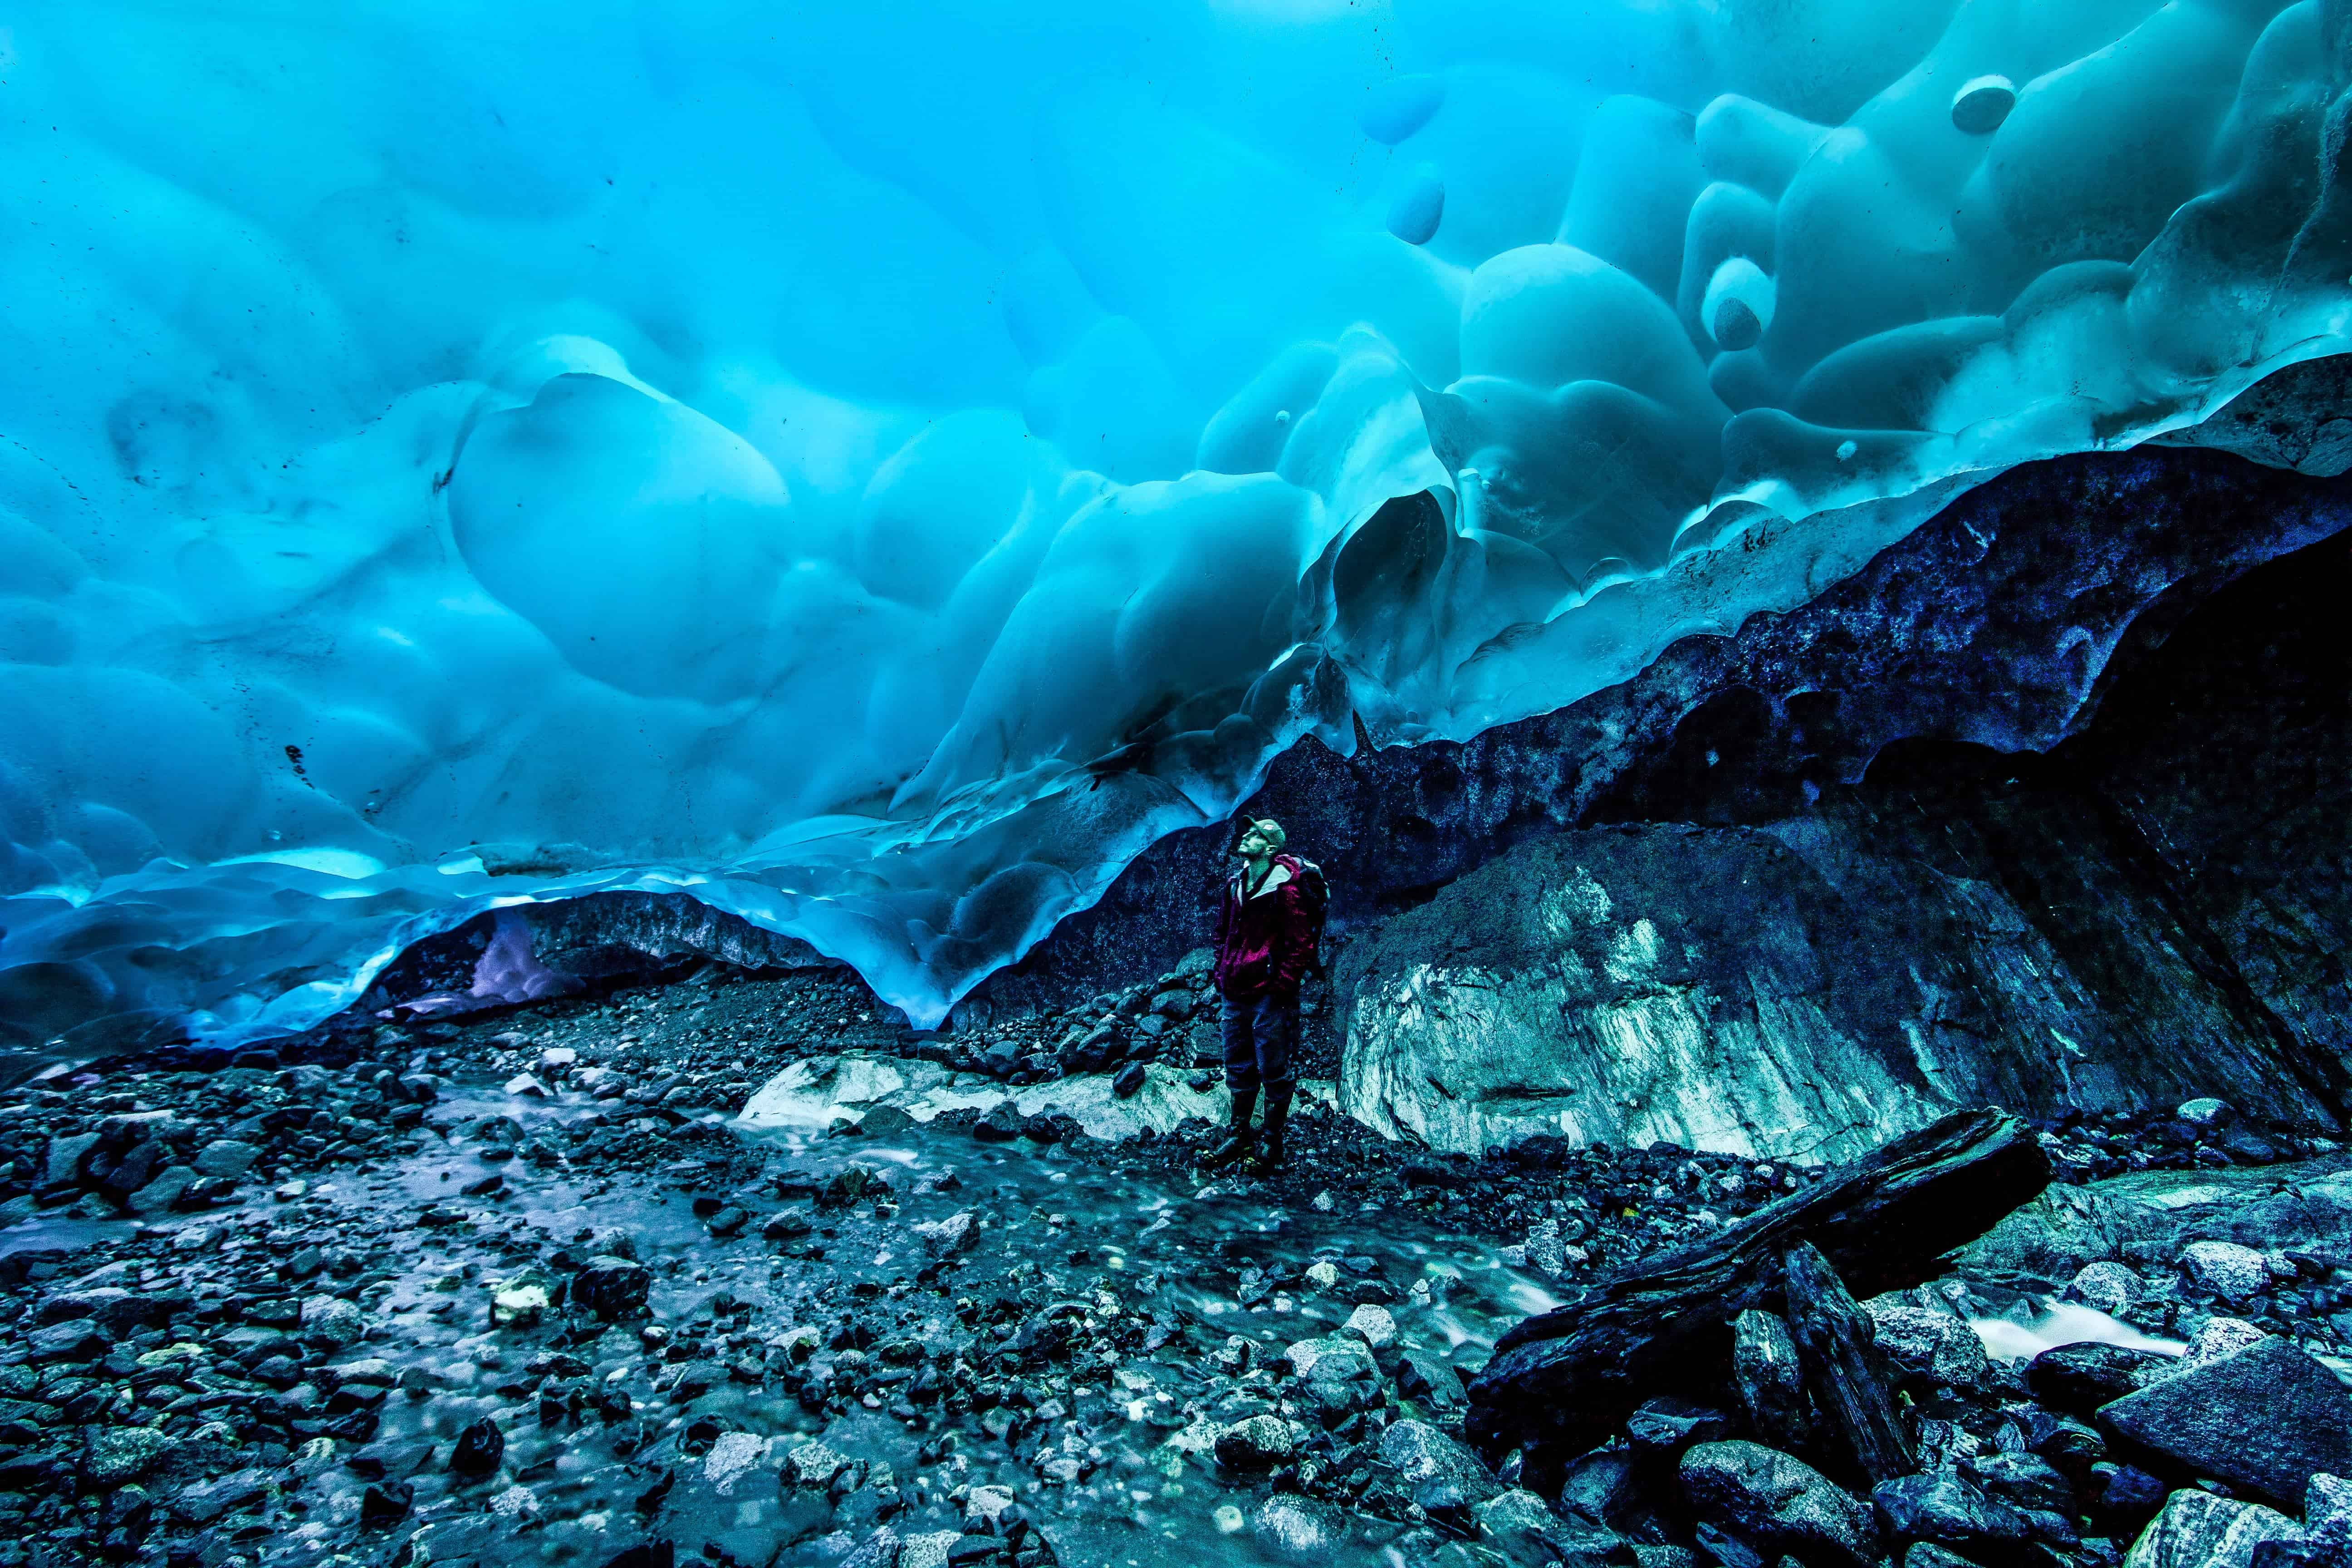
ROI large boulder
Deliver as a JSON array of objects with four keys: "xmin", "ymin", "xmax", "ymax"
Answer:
[
  {"xmin": 1680, "ymin": 1441, "xmax": 1876, "ymax": 1568},
  {"xmin": 2097, "ymin": 1338, "xmax": 2352, "ymax": 1507},
  {"xmin": 1872, "ymin": 1469, "xmax": 2040, "ymax": 1560},
  {"xmin": 1334, "ymin": 829, "xmax": 1945, "ymax": 1160},
  {"xmin": 2119, "ymin": 1489, "xmax": 2303, "ymax": 1568}
]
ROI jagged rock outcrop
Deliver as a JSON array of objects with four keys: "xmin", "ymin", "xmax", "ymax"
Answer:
[{"xmin": 985, "ymin": 445, "xmax": 2352, "ymax": 1151}]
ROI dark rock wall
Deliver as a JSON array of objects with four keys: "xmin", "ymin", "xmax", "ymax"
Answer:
[{"xmin": 966, "ymin": 448, "xmax": 2352, "ymax": 1139}]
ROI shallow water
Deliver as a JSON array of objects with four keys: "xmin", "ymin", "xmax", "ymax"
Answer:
[{"xmin": 220, "ymin": 1078, "xmax": 1552, "ymax": 1568}]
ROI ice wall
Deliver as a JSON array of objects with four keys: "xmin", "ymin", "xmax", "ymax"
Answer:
[{"xmin": 5, "ymin": 0, "xmax": 2352, "ymax": 1049}]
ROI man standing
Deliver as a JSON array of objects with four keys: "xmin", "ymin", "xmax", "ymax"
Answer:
[{"xmin": 1204, "ymin": 818, "xmax": 1323, "ymax": 1175}]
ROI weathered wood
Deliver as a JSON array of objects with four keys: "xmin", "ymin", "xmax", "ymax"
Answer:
[
  {"xmin": 1783, "ymin": 1242, "xmax": 1916, "ymax": 1485},
  {"xmin": 1730, "ymin": 1307, "xmax": 1812, "ymax": 1452},
  {"xmin": 1465, "ymin": 1107, "xmax": 2048, "ymax": 1474}
]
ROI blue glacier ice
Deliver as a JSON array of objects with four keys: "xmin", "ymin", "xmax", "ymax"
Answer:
[{"xmin": 5, "ymin": 0, "xmax": 2352, "ymax": 1049}]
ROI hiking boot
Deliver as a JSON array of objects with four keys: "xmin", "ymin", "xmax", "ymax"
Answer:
[{"xmin": 1200, "ymin": 1126, "xmax": 1257, "ymax": 1170}]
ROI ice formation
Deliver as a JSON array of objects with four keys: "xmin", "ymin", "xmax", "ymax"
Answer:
[{"xmin": 5, "ymin": 0, "xmax": 2352, "ymax": 1048}]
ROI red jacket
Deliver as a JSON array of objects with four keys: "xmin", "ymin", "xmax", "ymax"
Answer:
[{"xmin": 1213, "ymin": 853, "xmax": 1318, "ymax": 1000}]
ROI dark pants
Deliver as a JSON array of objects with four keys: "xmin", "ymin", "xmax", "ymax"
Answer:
[{"xmin": 1220, "ymin": 993, "xmax": 1298, "ymax": 1095}]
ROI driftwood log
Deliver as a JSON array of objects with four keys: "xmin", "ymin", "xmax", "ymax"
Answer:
[
  {"xmin": 1784, "ymin": 1241, "xmax": 1917, "ymax": 1484},
  {"xmin": 1465, "ymin": 1107, "xmax": 2049, "ymax": 1476}
]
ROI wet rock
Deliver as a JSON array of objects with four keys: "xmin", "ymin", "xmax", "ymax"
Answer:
[
  {"xmin": 705, "ymin": 1431, "xmax": 771, "ymax": 1493},
  {"xmin": 2027, "ymin": 1342, "xmax": 2172, "ymax": 1416},
  {"xmin": 1252, "ymin": 1495, "xmax": 1340, "ymax": 1562},
  {"xmin": 2182, "ymin": 1316, "xmax": 2271, "ymax": 1369},
  {"xmin": 30, "ymin": 1318, "xmax": 108, "ymax": 1362},
  {"xmin": 2180, "ymin": 1240, "xmax": 2273, "ymax": 1302},
  {"xmin": 973, "ymin": 1103, "xmax": 1024, "ymax": 1144},
  {"xmin": 1626, "ymin": 1397, "xmax": 1734, "ymax": 1462},
  {"xmin": 1396, "ymin": 1348, "xmax": 1464, "ymax": 1410},
  {"xmin": 784, "ymin": 1439, "xmax": 851, "ymax": 1490},
  {"xmin": 83, "ymin": 1426, "xmax": 174, "ymax": 1485},
  {"xmin": 1474, "ymin": 1487, "xmax": 1567, "ymax": 1561},
  {"xmin": 449, "ymin": 1416, "xmax": 505, "ymax": 1479},
  {"xmin": 169, "ymin": 1470, "xmax": 270, "ymax": 1526},
  {"xmin": 706, "ymin": 1205, "xmax": 749, "ymax": 1238},
  {"xmin": 1283, "ymin": 1334, "xmax": 1381, "ymax": 1424},
  {"xmin": 2120, "ymin": 1488, "xmax": 2302, "ymax": 1568},
  {"xmin": 2066, "ymin": 1261, "xmax": 2144, "ymax": 1316},
  {"xmin": 193, "ymin": 1138, "xmax": 262, "ymax": 1178},
  {"xmin": 1872, "ymin": 1468, "xmax": 2037, "ymax": 1561},
  {"xmin": 1214, "ymin": 1414, "xmax": 1301, "ymax": 1470},
  {"xmin": 359, "ymin": 1481, "xmax": 414, "ymax": 1529},
  {"xmin": 1865, "ymin": 1302, "xmax": 1988, "ymax": 1388},
  {"xmin": 2086, "ymin": 1462, "xmax": 2169, "ymax": 1536},
  {"xmin": 763, "ymin": 1208, "xmax": 813, "ymax": 1241},
  {"xmin": 1962, "ymin": 1452, "xmax": 2074, "ymax": 1523},
  {"xmin": 44, "ymin": 1130, "xmax": 100, "ymax": 1187},
  {"xmin": 1342, "ymin": 1303, "xmax": 1396, "ymax": 1351},
  {"xmin": 491, "ymin": 1269, "xmax": 554, "ymax": 1328},
  {"xmin": 1559, "ymin": 1450, "xmax": 1644, "ymax": 1534},
  {"xmin": 303, "ymin": 1295, "xmax": 367, "ymax": 1349},
  {"xmin": 2098, "ymin": 1337, "xmax": 2352, "ymax": 1506},
  {"xmin": 1112, "ymin": 1063, "xmax": 1146, "ymax": 1099},
  {"xmin": 1379, "ymin": 1418, "xmax": 1501, "ymax": 1514},
  {"xmin": 127, "ymin": 1166, "xmax": 198, "ymax": 1216},
  {"xmin": 573, "ymin": 1255, "xmax": 652, "ymax": 1321},
  {"xmin": 898, "ymin": 1533, "xmax": 965, "ymax": 1568},
  {"xmin": 2178, "ymin": 1098, "xmax": 2236, "ymax": 1129},
  {"xmin": 1679, "ymin": 1441, "xmax": 1876, "ymax": 1568},
  {"xmin": 913, "ymin": 1211, "xmax": 975, "ymax": 1256}
]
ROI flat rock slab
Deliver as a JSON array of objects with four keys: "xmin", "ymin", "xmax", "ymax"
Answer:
[
  {"xmin": 734, "ymin": 1052, "xmax": 1333, "ymax": 1142},
  {"xmin": 2098, "ymin": 1337, "xmax": 2352, "ymax": 1506}
]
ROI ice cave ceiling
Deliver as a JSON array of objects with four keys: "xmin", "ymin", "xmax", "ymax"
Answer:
[{"xmin": 5, "ymin": 0, "xmax": 2352, "ymax": 1048}]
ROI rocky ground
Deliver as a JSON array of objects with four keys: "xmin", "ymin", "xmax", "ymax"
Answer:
[{"xmin": 3, "ymin": 960, "xmax": 2352, "ymax": 1568}]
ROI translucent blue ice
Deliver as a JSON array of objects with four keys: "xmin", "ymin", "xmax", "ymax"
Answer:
[{"xmin": 5, "ymin": 0, "xmax": 2351, "ymax": 1047}]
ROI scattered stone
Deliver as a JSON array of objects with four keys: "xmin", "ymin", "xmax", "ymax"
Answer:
[
  {"xmin": 490, "ymin": 1270, "xmax": 554, "ymax": 1328},
  {"xmin": 1872, "ymin": 1469, "xmax": 2037, "ymax": 1561},
  {"xmin": 1865, "ymin": 1302, "xmax": 1989, "ymax": 1388},
  {"xmin": 1214, "ymin": 1414, "xmax": 1300, "ymax": 1470},
  {"xmin": 193, "ymin": 1138, "xmax": 262, "ymax": 1177},
  {"xmin": 1680, "ymin": 1441, "xmax": 1876, "ymax": 1568},
  {"xmin": 2066, "ymin": 1260, "xmax": 2143, "ymax": 1316},
  {"xmin": 1378, "ymin": 1418, "xmax": 1500, "ymax": 1513},
  {"xmin": 302, "ymin": 1295, "xmax": 368, "ymax": 1348},
  {"xmin": 82, "ymin": 1425, "xmax": 175, "ymax": 1485},
  {"xmin": 913, "ymin": 1210, "xmax": 975, "ymax": 1256},
  {"xmin": 1342, "ymin": 1303, "xmax": 1396, "ymax": 1350},
  {"xmin": 784, "ymin": 1440, "xmax": 850, "ymax": 1490},
  {"xmin": 572, "ymin": 1255, "xmax": 652, "ymax": 1320},
  {"xmin": 2180, "ymin": 1240, "xmax": 2272, "ymax": 1302},
  {"xmin": 2181, "ymin": 1316, "xmax": 2271, "ymax": 1369},
  {"xmin": 449, "ymin": 1417, "xmax": 505, "ymax": 1479}
]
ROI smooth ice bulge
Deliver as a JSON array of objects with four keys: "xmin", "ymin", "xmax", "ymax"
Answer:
[{"xmin": 4, "ymin": 0, "xmax": 2350, "ymax": 1048}]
